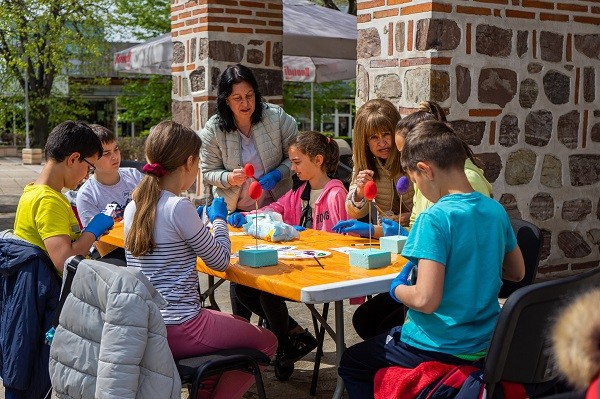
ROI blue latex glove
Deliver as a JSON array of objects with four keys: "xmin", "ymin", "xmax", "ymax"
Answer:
[
  {"xmin": 331, "ymin": 220, "xmax": 374, "ymax": 237},
  {"xmin": 207, "ymin": 197, "xmax": 228, "ymax": 222},
  {"xmin": 389, "ymin": 261, "xmax": 416, "ymax": 304},
  {"xmin": 258, "ymin": 169, "xmax": 282, "ymax": 191},
  {"xmin": 293, "ymin": 225, "xmax": 306, "ymax": 232},
  {"xmin": 381, "ymin": 218, "xmax": 409, "ymax": 237},
  {"xmin": 228, "ymin": 212, "xmax": 246, "ymax": 227},
  {"xmin": 83, "ymin": 213, "xmax": 114, "ymax": 240},
  {"xmin": 196, "ymin": 206, "xmax": 204, "ymax": 217}
]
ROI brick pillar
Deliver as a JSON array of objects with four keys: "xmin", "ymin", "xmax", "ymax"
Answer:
[
  {"xmin": 171, "ymin": 0, "xmax": 284, "ymax": 132},
  {"xmin": 358, "ymin": 0, "xmax": 600, "ymax": 274}
]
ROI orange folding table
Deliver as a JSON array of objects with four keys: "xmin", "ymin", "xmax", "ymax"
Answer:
[{"xmin": 100, "ymin": 223, "xmax": 408, "ymax": 399}]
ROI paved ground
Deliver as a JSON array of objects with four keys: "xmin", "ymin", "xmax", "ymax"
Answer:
[{"xmin": 0, "ymin": 156, "xmax": 359, "ymax": 398}]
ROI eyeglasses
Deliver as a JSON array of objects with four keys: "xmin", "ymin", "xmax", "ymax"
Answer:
[
  {"xmin": 81, "ymin": 158, "xmax": 96, "ymax": 175},
  {"xmin": 228, "ymin": 92, "xmax": 255, "ymax": 105}
]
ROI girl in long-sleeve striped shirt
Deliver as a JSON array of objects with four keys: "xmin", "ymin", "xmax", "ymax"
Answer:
[{"xmin": 124, "ymin": 120, "xmax": 276, "ymax": 399}]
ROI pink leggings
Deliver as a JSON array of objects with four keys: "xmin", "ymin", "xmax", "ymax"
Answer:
[{"xmin": 167, "ymin": 308, "xmax": 277, "ymax": 399}]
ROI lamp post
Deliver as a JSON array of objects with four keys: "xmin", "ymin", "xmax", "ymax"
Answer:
[{"xmin": 24, "ymin": 55, "xmax": 30, "ymax": 149}]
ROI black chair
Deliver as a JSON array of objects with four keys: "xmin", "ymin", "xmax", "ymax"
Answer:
[
  {"xmin": 119, "ymin": 159, "xmax": 146, "ymax": 173},
  {"xmin": 499, "ymin": 218, "xmax": 543, "ymax": 298},
  {"xmin": 176, "ymin": 348, "xmax": 270, "ymax": 399},
  {"xmin": 483, "ymin": 267, "xmax": 600, "ymax": 398},
  {"xmin": 55, "ymin": 257, "xmax": 270, "ymax": 399}
]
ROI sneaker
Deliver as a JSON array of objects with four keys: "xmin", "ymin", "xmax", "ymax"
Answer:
[{"xmin": 278, "ymin": 329, "xmax": 318, "ymax": 367}]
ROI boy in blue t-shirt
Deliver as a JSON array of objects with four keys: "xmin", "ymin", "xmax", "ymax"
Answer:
[{"xmin": 338, "ymin": 121, "xmax": 525, "ymax": 398}]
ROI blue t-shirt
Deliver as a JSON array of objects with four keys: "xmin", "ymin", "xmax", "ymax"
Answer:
[{"xmin": 400, "ymin": 192, "xmax": 517, "ymax": 355}]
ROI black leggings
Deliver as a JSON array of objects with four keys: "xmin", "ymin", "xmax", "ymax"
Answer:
[
  {"xmin": 352, "ymin": 293, "xmax": 406, "ymax": 340},
  {"xmin": 235, "ymin": 284, "xmax": 299, "ymax": 348}
]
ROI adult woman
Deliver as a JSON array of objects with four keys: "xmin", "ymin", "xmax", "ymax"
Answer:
[
  {"xmin": 333, "ymin": 99, "xmax": 413, "ymax": 238},
  {"xmin": 199, "ymin": 64, "xmax": 299, "ymax": 322}
]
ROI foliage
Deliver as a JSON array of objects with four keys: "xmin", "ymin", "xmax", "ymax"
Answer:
[
  {"xmin": 0, "ymin": 0, "xmax": 118, "ymax": 147},
  {"xmin": 114, "ymin": 0, "xmax": 170, "ymax": 40},
  {"xmin": 117, "ymin": 75, "xmax": 172, "ymax": 128},
  {"xmin": 118, "ymin": 136, "xmax": 147, "ymax": 161},
  {"xmin": 283, "ymin": 80, "xmax": 355, "ymax": 128}
]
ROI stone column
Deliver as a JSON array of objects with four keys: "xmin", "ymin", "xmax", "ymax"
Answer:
[
  {"xmin": 357, "ymin": 0, "xmax": 600, "ymax": 274},
  {"xmin": 171, "ymin": 0, "xmax": 284, "ymax": 131}
]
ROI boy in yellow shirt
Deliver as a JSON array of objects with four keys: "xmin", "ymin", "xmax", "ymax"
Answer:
[{"xmin": 13, "ymin": 120, "xmax": 114, "ymax": 273}]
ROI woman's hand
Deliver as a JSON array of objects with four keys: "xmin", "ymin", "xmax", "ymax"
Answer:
[
  {"xmin": 354, "ymin": 169, "xmax": 375, "ymax": 201},
  {"xmin": 227, "ymin": 168, "xmax": 248, "ymax": 186}
]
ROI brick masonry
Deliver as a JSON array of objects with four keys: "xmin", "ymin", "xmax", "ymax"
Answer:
[
  {"xmin": 357, "ymin": 0, "xmax": 600, "ymax": 274},
  {"xmin": 171, "ymin": 0, "xmax": 284, "ymax": 132}
]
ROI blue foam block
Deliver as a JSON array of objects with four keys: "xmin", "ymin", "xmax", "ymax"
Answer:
[
  {"xmin": 379, "ymin": 235, "xmax": 408, "ymax": 254},
  {"xmin": 239, "ymin": 249, "xmax": 278, "ymax": 268},
  {"xmin": 349, "ymin": 249, "xmax": 391, "ymax": 269}
]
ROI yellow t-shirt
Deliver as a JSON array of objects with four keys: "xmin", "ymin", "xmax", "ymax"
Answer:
[{"xmin": 13, "ymin": 183, "xmax": 81, "ymax": 253}]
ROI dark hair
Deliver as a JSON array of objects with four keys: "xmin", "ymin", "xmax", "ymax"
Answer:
[
  {"xmin": 400, "ymin": 121, "xmax": 467, "ymax": 173},
  {"xmin": 216, "ymin": 64, "xmax": 264, "ymax": 132},
  {"xmin": 127, "ymin": 120, "xmax": 201, "ymax": 256},
  {"xmin": 396, "ymin": 101, "xmax": 480, "ymax": 167},
  {"xmin": 89, "ymin": 124, "xmax": 116, "ymax": 144},
  {"xmin": 44, "ymin": 120, "xmax": 103, "ymax": 162},
  {"xmin": 290, "ymin": 131, "xmax": 340, "ymax": 177}
]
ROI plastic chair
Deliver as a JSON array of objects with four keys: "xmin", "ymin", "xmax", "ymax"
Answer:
[
  {"xmin": 53, "ymin": 256, "xmax": 270, "ymax": 399},
  {"xmin": 499, "ymin": 218, "xmax": 543, "ymax": 298},
  {"xmin": 176, "ymin": 348, "xmax": 270, "ymax": 399},
  {"xmin": 483, "ymin": 267, "xmax": 600, "ymax": 398}
]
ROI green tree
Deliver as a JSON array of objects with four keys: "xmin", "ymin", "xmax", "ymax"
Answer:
[
  {"xmin": 0, "ymin": 0, "xmax": 117, "ymax": 147},
  {"xmin": 114, "ymin": 0, "xmax": 170, "ymax": 40},
  {"xmin": 117, "ymin": 75, "xmax": 171, "ymax": 129}
]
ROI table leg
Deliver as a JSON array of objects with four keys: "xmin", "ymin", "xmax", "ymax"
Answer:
[{"xmin": 332, "ymin": 300, "xmax": 345, "ymax": 399}]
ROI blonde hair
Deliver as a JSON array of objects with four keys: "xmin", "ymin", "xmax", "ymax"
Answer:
[
  {"xmin": 352, "ymin": 99, "xmax": 402, "ymax": 180},
  {"xmin": 126, "ymin": 121, "xmax": 201, "ymax": 256}
]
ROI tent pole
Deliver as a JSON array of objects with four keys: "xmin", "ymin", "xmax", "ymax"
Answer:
[{"xmin": 310, "ymin": 82, "xmax": 314, "ymax": 131}]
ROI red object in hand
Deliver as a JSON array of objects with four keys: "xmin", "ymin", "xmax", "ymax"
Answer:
[
  {"xmin": 249, "ymin": 181, "xmax": 263, "ymax": 200},
  {"xmin": 364, "ymin": 181, "xmax": 377, "ymax": 200},
  {"xmin": 244, "ymin": 163, "xmax": 255, "ymax": 178}
]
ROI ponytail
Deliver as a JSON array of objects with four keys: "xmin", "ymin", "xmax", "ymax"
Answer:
[{"xmin": 127, "ymin": 176, "xmax": 161, "ymax": 256}]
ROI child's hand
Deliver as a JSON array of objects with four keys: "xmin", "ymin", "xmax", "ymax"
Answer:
[
  {"xmin": 258, "ymin": 169, "xmax": 282, "ymax": 191},
  {"xmin": 227, "ymin": 212, "xmax": 246, "ymax": 227},
  {"xmin": 207, "ymin": 197, "xmax": 228, "ymax": 222},
  {"xmin": 196, "ymin": 206, "xmax": 204, "ymax": 216},
  {"xmin": 227, "ymin": 168, "xmax": 248, "ymax": 186},
  {"xmin": 381, "ymin": 218, "xmax": 409, "ymax": 237},
  {"xmin": 389, "ymin": 261, "xmax": 416, "ymax": 303},
  {"xmin": 332, "ymin": 220, "xmax": 374, "ymax": 237},
  {"xmin": 83, "ymin": 213, "xmax": 114, "ymax": 240}
]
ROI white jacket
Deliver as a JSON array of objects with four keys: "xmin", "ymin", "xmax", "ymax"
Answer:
[{"xmin": 49, "ymin": 259, "xmax": 181, "ymax": 399}]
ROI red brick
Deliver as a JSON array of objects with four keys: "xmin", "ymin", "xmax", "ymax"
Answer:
[
  {"xmin": 185, "ymin": 0, "xmax": 199, "ymax": 8},
  {"xmin": 505, "ymin": 9, "xmax": 536, "ymax": 18},
  {"xmin": 255, "ymin": 28, "xmax": 282, "ymax": 34},
  {"xmin": 466, "ymin": 23, "xmax": 472, "ymax": 54},
  {"xmin": 192, "ymin": 7, "xmax": 209, "ymax": 15},
  {"xmin": 575, "ymin": 68, "xmax": 580, "ymax": 105},
  {"xmin": 566, "ymin": 33, "xmax": 572, "ymax": 62},
  {"xmin": 407, "ymin": 20, "xmax": 414, "ymax": 51},
  {"xmin": 358, "ymin": 13, "xmax": 372, "ymax": 23},
  {"xmin": 540, "ymin": 13, "xmax": 569, "ymax": 21},
  {"xmin": 268, "ymin": 20, "xmax": 283, "ymax": 27},
  {"xmin": 593, "ymin": 6, "xmax": 600, "ymax": 14},
  {"xmin": 489, "ymin": 120, "xmax": 496, "ymax": 145},
  {"xmin": 179, "ymin": 11, "xmax": 192, "ymax": 18},
  {"xmin": 227, "ymin": 27, "xmax": 253, "ymax": 33},
  {"xmin": 522, "ymin": 0, "xmax": 554, "ymax": 10},
  {"xmin": 172, "ymin": 66, "xmax": 185, "ymax": 72},
  {"xmin": 265, "ymin": 41, "xmax": 271, "ymax": 67},
  {"xmin": 388, "ymin": 22, "xmax": 394, "ymax": 56},
  {"xmin": 469, "ymin": 109, "xmax": 503, "ymax": 117},
  {"xmin": 399, "ymin": 57, "xmax": 452, "ymax": 67},
  {"xmin": 574, "ymin": 15, "xmax": 600, "ymax": 24},
  {"xmin": 208, "ymin": 0, "xmax": 237, "ymax": 5},
  {"xmin": 476, "ymin": 0, "xmax": 508, "ymax": 3},
  {"xmin": 172, "ymin": 4, "xmax": 185, "ymax": 12},
  {"xmin": 358, "ymin": 0, "xmax": 386, "ymax": 10},
  {"xmin": 186, "ymin": 64, "xmax": 196, "ymax": 71},
  {"xmin": 403, "ymin": 2, "xmax": 452, "ymax": 14},
  {"xmin": 185, "ymin": 17, "xmax": 199, "ymax": 25},
  {"xmin": 457, "ymin": 5, "xmax": 492, "ymax": 15},
  {"xmin": 225, "ymin": 8, "xmax": 252, "ymax": 15},
  {"xmin": 172, "ymin": 21, "xmax": 185, "ymax": 29},
  {"xmin": 582, "ymin": 110, "xmax": 588, "ymax": 149},
  {"xmin": 557, "ymin": 3, "xmax": 587, "ymax": 12},
  {"xmin": 267, "ymin": 2, "xmax": 283, "ymax": 10},
  {"xmin": 532, "ymin": 30, "xmax": 537, "ymax": 59},
  {"xmin": 571, "ymin": 260, "xmax": 600, "ymax": 271},
  {"xmin": 538, "ymin": 264, "xmax": 568, "ymax": 274},
  {"xmin": 512, "ymin": 0, "xmax": 520, "ymax": 4},
  {"xmin": 374, "ymin": 9, "xmax": 399, "ymax": 18},
  {"xmin": 193, "ymin": 96, "xmax": 216, "ymax": 102},
  {"xmin": 256, "ymin": 11, "xmax": 281, "ymax": 18},
  {"xmin": 494, "ymin": 9, "xmax": 501, "ymax": 16},
  {"xmin": 388, "ymin": 0, "xmax": 411, "ymax": 4},
  {"xmin": 239, "ymin": 0, "xmax": 264, "ymax": 7},
  {"xmin": 239, "ymin": 18, "xmax": 266, "ymax": 25}
]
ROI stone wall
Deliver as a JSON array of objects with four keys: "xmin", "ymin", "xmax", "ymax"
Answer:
[
  {"xmin": 171, "ymin": 0, "xmax": 284, "ymax": 131},
  {"xmin": 357, "ymin": 0, "xmax": 600, "ymax": 274}
]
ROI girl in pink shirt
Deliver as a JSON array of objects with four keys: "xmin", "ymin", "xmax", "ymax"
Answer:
[{"xmin": 228, "ymin": 131, "xmax": 348, "ymax": 380}]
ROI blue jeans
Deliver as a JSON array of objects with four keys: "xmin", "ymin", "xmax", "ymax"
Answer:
[{"xmin": 338, "ymin": 326, "xmax": 473, "ymax": 399}]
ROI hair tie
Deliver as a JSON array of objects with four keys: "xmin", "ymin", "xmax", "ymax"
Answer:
[{"xmin": 142, "ymin": 163, "xmax": 167, "ymax": 177}]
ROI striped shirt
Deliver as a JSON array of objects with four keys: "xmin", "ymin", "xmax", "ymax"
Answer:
[{"xmin": 124, "ymin": 191, "xmax": 230, "ymax": 325}]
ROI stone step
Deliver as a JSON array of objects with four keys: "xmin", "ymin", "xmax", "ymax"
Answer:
[
  {"xmin": 0, "ymin": 212, "xmax": 15, "ymax": 231},
  {"xmin": 0, "ymin": 195, "xmax": 20, "ymax": 214}
]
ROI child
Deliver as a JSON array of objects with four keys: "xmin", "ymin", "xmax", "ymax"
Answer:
[
  {"xmin": 338, "ymin": 121, "xmax": 525, "ymax": 398},
  {"xmin": 332, "ymin": 99, "xmax": 413, "ymax": 238},
  {"xmin": 75, "ymin": 124, "xmax": 143, "ymax": 228},
  {"xmin": 123, "ymin": 120, "xmax": 276, "ymax": 399},
  {"xmin": 13, "ymin": 120, "xmax": 114, "ymax": 272},
  {"xmin": 227, "ymin": 131, "xmax": 347, "ymax": 379},
  {"xmin": 352, "ymin": 101, "xmax": 494, "ymax": 340}
]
